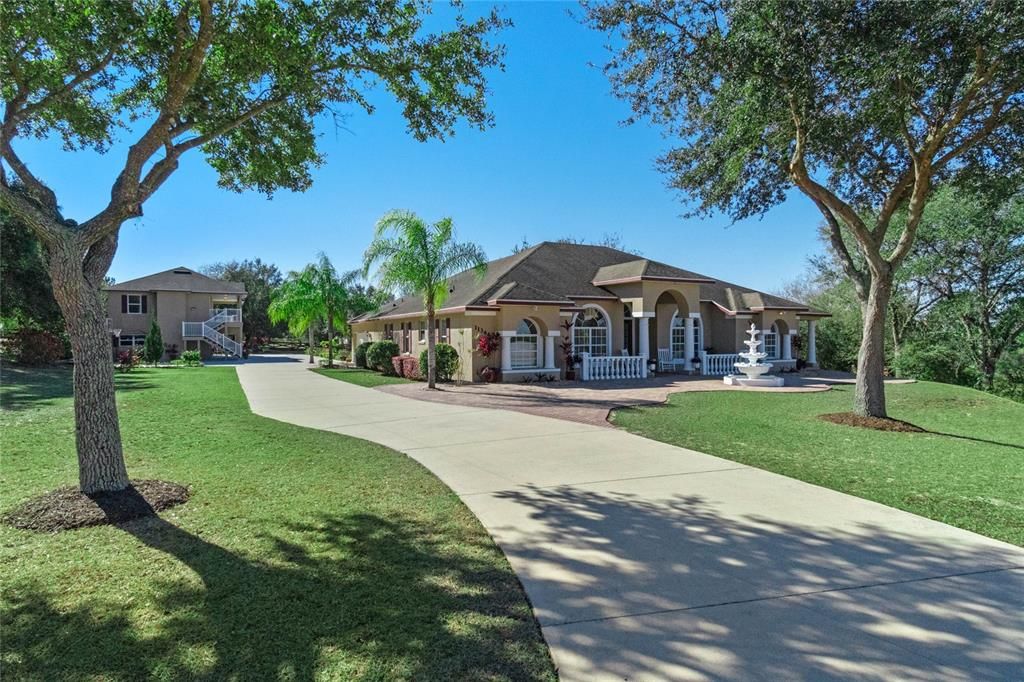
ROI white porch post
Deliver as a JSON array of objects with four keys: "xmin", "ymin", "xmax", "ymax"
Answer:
[
  {"xmin": 807, "ymin": 321, "xmax": 817, "ymax": 366},
  {"xmin": 637, "ymin": 316, "xmax": 650, "ymax": 360},
  {"xmin": 544, "ymin": 331, "xmax": 558, "ymax": 370},
  {"xmin": 782, "ymin": 332, "xmax": 793, "ymax": 361},
  {"xmin": 500, "ymin": 330, "xmax": 514, "ymax": 372},
  {"xmin": 683, "ymin": 317, "xmax": 695, "ymax": 370}
]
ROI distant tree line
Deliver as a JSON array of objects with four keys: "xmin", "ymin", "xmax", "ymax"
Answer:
[{"xmin": 784, "ymin": 186, "xmax": 1023, "ymax": 402}]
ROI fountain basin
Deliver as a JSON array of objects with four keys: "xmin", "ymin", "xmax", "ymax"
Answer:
[
  {"xmin": 734, "ymin": 362, "xmax": 771, "ymax": 378},
  {"xmin": 723, "ymin": 373, "xmax": 785, "ymax": 387}
]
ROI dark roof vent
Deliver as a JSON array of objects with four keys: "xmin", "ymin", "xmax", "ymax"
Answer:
[{"xmin": 173, "ymin": 269, "xmax": 192, "ymax": 275}]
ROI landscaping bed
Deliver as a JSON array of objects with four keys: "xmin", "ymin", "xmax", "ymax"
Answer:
[
  {"xmin": 0, "ymin": 365, "xmax": 554, "ymax": 680},
  {"xmin": 313, "ymin": 367, "xmax": 413, "ymax": 387},
  {"xmin": 612, "ymin": 381, "xmax": 1024, "ymax": 546}
]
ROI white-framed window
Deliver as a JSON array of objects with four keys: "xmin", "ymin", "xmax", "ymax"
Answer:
[
  {"xmin": 435, "ymin": 318, "xmax": 450, "ymax": 343},
  {"xmin": 126, "ymin": 294, "xmax": 144, "ymax": 314},
  {"xmin": 573, "ymin": 306, "xmax": 609, "ymax": 357},
  {"xmin": 510, "ymin": 319, "xmax": 538, "ymax": 368},
  {"xmin": 763, "ymin": 323, "xmax": 779, "ymax": 359},
  {"xmin": 418, "ymin": 320, "xmax": 426, "ymax": 343},
  {"xmin": 118, "ymin": 334, "xmax": 146, "ymax": 348},
  {"xmin": 670, "ymin": 313, "xmax": 703, "ymax": 360}
]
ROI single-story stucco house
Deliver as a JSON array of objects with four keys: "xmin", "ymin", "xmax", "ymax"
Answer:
[
  {"xmin": 105, "ymin": 267, "xmax": 246, "ymax": 360},
  {"xmin": 350, "ymin": 242, "xmax": 829, "ymax": 383}
]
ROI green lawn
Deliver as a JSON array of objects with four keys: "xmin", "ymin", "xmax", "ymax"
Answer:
[
  {"xmin": 314, "ymin": 367, "xmax": 413, "ymax": 387},
  {"xmin": 612, "ymin": 381, "xmax": 1024, "ymax": 546},
  {"xmin": 0, "ymin": 365, "xmax": 553, "ymax": 681}
]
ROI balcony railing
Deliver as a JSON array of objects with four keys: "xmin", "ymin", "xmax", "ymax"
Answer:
[
  {"xmin": 580, "ymin": 352, "xmax": 648, "ymax": 381},
  {"xmin": 209, "ymin": 308, "xmax": 242, "ymax": 323}
]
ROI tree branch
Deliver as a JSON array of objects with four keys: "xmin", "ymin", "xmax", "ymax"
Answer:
[{"xmin": 4, "ymin": 49, "xmax": 118, "ymax": 133}]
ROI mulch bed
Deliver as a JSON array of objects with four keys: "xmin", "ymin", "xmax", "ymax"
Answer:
[
  {"xmin": 2, "ymin": 480, "xmax": 190, "ymax": 533},
  {"xmin": 819, "ymin": 412, "xmax": 925, "ymax": 433}
]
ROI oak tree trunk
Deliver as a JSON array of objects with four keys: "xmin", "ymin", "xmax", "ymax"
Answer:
[
  {"xmin": 48, "ymin": 240, "xmax": 130, "ymax": 493},
  {"xmin": 854, "ymin": 276, "xmax": 892, "ymax": 418},
  {"xmin": 426, "ymin": 306, "xmax": 436, "ymax": 389}
]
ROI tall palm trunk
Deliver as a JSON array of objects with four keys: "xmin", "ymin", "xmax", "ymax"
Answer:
[
  {"xmin": 426, "ymin": 302, "xmax": 436, "ymax": 389},
  {"xmin": 308, "ymin": 325, "xmax": 314, "ymax": 364},
  {"xmin": 327, "ymin": 306, "xmax": 335, "ymax": 368}
]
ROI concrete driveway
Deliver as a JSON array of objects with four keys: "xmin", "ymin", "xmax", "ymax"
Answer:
[{"xmin": 236, "ymin": 357, "xmax": 1024, "ymax": 681}]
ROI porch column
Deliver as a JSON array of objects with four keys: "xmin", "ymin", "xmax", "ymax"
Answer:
[
  {"xmin": 637, "ymin": 316, "xmax": 650, "ymax": 359},
  {"xmin": 500, "ymin": 330, "xmax": 514, "ymax": 372},
  {"xmin": 683, "ymin": 317, "xmax": 695, "ymax": 370},
  {"xmin": 782, "ymin": 332, "xmax": 793, "ymax": 361},
  {"xmin": 544, "ymin": 332, "xmax": 558, "ymax": 370},
  {"xmin": 807, "ymin": 321, "xmax": 817, "ymax": 366}
]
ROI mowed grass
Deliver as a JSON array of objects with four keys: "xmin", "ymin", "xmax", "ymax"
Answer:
[
  {"xmin": 314, "ymin": 367, "xmax": 413, "ymax": 387},
  {"xmin": 0, "ymin": 365, "xmax": 554, "ymax": 681},
  {"xmin": 612, "ymin": 381, "xmax": 1024, "ymax": 546}
]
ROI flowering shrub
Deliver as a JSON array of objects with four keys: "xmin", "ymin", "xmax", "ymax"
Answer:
[
  {"xmin": 400, "ymin": 356, "xmax": 420, "ymax": 379},
  {"xmin": 3, "ymin": 328, "xmax": 66, "ymax": 364},
  {"xmin": 116, "ymin": 350, "xmax": 140, "ymax": 373},
  {"xmin": 476, "ymin": 331, "xmax": 501, "ymax": 357}
]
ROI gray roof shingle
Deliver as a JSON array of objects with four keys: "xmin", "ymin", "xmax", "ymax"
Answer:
[
  {"xmin": 105, "ymin": 267, "xmax": 246, "ymax": 295},
  {"xmin": 356, "ymin": 242, "xmax": 827, "ymax": 320}
]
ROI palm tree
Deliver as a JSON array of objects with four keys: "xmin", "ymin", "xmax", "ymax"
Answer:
[
  {"xmin": 363, "ymin": 210, "xmax": 486, "ymax": 388},
  {"xmin": 268, "ymin": 269, "xmax": 320, "ymax": 364},
  {"xmin": 268, "ymin": 253, "xmax": 359, "ymax": 367}
]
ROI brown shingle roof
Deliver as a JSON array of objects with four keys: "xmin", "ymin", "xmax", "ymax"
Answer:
[
  {"xmin": 105, "ymin": 267, "xmax": 246, "ymax": 295},
  {"xmin": 356, "ymin": 242, "xmax": 827, "ymax": 320}
]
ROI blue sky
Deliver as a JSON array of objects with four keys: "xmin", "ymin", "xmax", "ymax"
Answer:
[{"xmin": 16, "ymin": 1, "xmax": 826, "ymax": 294}]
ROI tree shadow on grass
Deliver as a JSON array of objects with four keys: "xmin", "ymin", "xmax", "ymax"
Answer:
[
  {"xmin": 489, "ymin": 485, "xmax": 1024, "ymax": 680},
  {"xmin": 3, "ymin": 506, "xmax": 554, "ymax": 680},
  {"xmin": 0, "ymin": 364, "xmax": 155, "ymax": 412}
]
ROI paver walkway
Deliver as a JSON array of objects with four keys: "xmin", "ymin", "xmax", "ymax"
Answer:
[{"xmin": 236, "ymin": 356, "xmax": 1024, "ymax": 681}]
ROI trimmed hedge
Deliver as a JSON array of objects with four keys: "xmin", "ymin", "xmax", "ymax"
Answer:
[
  {"xmin": 419, "ymin": 343, "xmax": 459, "ymax": 382},
  {"xmin": 354, "ymin": 341, "xmax": 373, "ymax": 368},
  {"xmin": 366, "ymin": 340, "xmax": 400, "ymax": 374}
]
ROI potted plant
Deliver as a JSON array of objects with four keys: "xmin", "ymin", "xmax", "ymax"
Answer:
[
  {"xmin": 476, "ymin": 331, "xmax": 501, "ymax": 382},
  {"xmin": 560, "ymin": 319, "xmax": 578, "ymax": 380},
  {"xmin": 690, "ymin": 355, "xmax": 701, "ymax": 373}
]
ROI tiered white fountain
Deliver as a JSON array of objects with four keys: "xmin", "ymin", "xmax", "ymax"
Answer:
[{"xmin": 723, "ymin": 323, "xmax": 785, "ymax": 387}]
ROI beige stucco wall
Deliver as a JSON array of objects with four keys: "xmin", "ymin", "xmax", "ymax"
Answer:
[{"xmin": 107, "ymin": 290, "xmax": 242, "ymax": 360}]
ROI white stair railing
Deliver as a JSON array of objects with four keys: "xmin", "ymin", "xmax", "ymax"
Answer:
[
  {"xmin": 580, "ymin": 353, "xmax": 648, "ymax": 381},
  {"xmin": 700, "ymin": 352, "xmax": 740, "ymax": 376},
  {"xmin": 182, "ymin": 313, "xmax": 243, "ymax": 357}
]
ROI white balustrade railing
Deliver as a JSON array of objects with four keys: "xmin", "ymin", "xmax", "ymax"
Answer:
[
  {"xmin": 182, "ymin": 314, "xmax": 243, "ymax": 357},
  {"xmin": 700, "ymin": 352, "xmax": 740, "ymax": 376},
  {"xmin": 208, "ymin": 308, "xmax": 242, "ymax": 323},
  {"xmin": 580, "ymin": 353, "xmax": 648, "ymax": 381}
]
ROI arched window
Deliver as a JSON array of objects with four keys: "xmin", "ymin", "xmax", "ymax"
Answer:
[
  {"xmin": 510, "ymin": 319, "xmax": 539, "ymax": 368},
  {"xmin": 670, "ymin": 313, "xmax": 703, "ymax": 360},
  {"xmin": 763, "ymin": 323, "xmax": 779, "ymax": 359},
  {"xmin": 573, "ymin": 306, "xmax": 609, "ymax": 357}
]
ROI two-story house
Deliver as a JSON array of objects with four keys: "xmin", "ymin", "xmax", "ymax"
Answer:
[{"xmin": 105, "ymin": 267, "xmax": 246, "ymax": 360}]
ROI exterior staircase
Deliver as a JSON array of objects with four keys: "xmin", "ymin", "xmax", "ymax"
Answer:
[{"xmin": 182, "ymin": 308, "xmax": 243, "ymax": 357}]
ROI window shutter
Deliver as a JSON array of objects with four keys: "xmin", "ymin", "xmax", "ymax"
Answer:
[
  {"xmin": 141, "ymin": 295, "xmax": 148, "ymax": 314},
  {"xmin": 121, "ymin": 295, "xmax": 127, "ymax": 313}
]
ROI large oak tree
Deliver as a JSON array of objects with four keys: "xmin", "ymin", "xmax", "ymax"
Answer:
[
  {"xmin": 0, "ymin": 0, "xmax": 507, "ymax": 493},
  {"xmin": 585, "ymin": 0, "xmax": 1024, "ymax": 417}
]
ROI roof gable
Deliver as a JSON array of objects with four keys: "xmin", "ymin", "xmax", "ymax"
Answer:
[{"xmin": 105, "ymin": 267, "xmax": 246, "ymax": 294}]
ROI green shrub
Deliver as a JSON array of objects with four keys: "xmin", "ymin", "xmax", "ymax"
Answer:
[
  {"xmin": 354, "ymin": 341, "xmax": 373, "ymax": 368},
  {"xmin": 366, "ymin": 340, "xmax": 400, "ymax": 374},
  {"xmin": 180, "ymin": 350, "xmax": 202, "ymax": 367},
  {"xmin": 419, "ymin": 343, "xmax": 459, "ymax": 382},
  {"xmin": 143, "ymin": 318, "xmax": 164, "ymax": 364}
]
